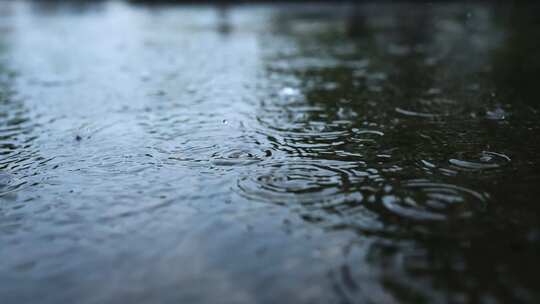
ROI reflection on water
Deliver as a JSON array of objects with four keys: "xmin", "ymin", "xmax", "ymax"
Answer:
[{"xmin": 1, "ymin": 1, "xmax": 540, "ymax": 303}]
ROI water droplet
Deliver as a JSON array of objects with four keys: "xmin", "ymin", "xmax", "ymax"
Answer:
[
  {"xmin": 486, "ymin": 107, "xmax": 507, "ymax": 120},
  {"xmin": 427, "ymin": 88, "xmax": 441, "ymax": 95},
  {"xmin": 323, "ymin": 82, "xmax": 339, "ymax": 90},
  {"xmin": 279, "ymin": 87, "xmax": 300, "ymax": 97}
]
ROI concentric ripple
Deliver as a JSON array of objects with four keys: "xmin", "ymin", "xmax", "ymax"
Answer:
[
  {"xmin": 379, "ymin": 180, "xmax": 488, "ymax": 221},
  {"xmin": 449, "ymin": 151, "xmax": 511, "ymax": 171},
  {"xmin": 237, "ymin": 160, "xmax": 364, "ymax": 205},
  {"xmin": 0, "ymin": 171, "xmax": 25, "ymax": 197},
  {"xmin": 210, "ymin": 148, "xmax": 268, "ymax": 166},
  {"xmin": 1, "ymin": 3, "xmax": 540, "ymax": 304}
]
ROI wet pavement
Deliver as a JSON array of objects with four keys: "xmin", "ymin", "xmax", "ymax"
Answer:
[{"xmin": 1, "ymin": 1, "xmax": 540, "ymax": 303}]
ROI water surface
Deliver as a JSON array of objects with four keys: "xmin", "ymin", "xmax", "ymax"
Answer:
[{"xmin": 1, "ymin": 1, "xmax": 540, "ymax": 303}]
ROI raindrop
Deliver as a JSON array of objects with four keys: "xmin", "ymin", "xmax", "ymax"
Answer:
[
  {"xmin": 486, "ymin": 107, "xmax": 507, "ymax": 120},
  {"xmin": 279, "ymin": 87, "xmax": 300, "ymax": 97}
]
